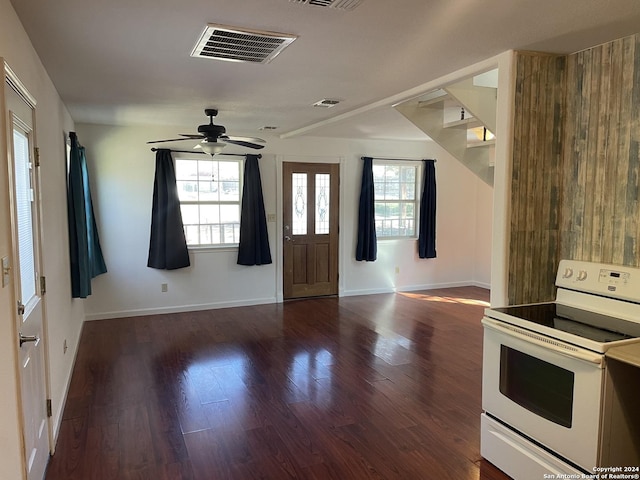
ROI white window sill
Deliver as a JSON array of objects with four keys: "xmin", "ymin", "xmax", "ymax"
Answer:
[
  {"xmin": 377, "ymin": 237, "xmax": 418, "ymax": 242},
  {"xmin": 188, "ymin": 245, "xmax": 239, "ymax": 254}
]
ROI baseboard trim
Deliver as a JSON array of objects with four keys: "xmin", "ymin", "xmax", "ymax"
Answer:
[
  {"xmin": 343, "ymin": 280, "xmax": 489, "ymax": 297},
  {"xmin": 85, "ymin": 296, "xmax": 278, "ymax": 321},
  {"xmin": 49, "ymin": 320, "xmax": 85, "ymax": 453}
]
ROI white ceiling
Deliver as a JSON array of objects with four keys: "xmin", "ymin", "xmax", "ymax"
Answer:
[{"xmin": 10, "ymin": 0, "xmax": 640, "ymax": 141}]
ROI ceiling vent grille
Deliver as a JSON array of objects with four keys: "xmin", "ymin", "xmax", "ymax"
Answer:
[
  {"xmin": 191, "ymin": 24, "xmax": 298, "ymax": 64},
  {"xmin": 313, "ymin": 98, "xmax": 341, "ymax": 108},
  {"xmin": 289, "ymin": 0, "xmax": 364, "ymax": 11}
]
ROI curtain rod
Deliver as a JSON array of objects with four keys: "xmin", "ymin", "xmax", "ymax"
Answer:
[
  {"xmin": 150, "ymin": 147, "xmax": 261, "ymax": 158},
  {"xmin": 361, "ymin": 156, "xmax": 435, "ymax": 162}
]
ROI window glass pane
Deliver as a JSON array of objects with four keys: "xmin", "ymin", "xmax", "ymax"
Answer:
[
  {"xmin": 184, "ymin": 225, "xmax": 199, "ymax": 245},
  {"xmin": 315, "ymin": 173, "xmax": 330, "ymax": 234},
  {"xmin": 385, "ymin": 181, "xmax": 400, "ymax": 200},
  {"xmin": 198, "ymin": 161, "xmax": 214, "ymax": 181},
  {"xmin": 220, "ymin": 180, "xmax": 240, "ymax": 202},
  {"xmin": 200, "ymin": 204, "xmax": 219, "ymax": 224},
  {"xmin": 13, "ymin": 127, "xmax": 36, "ymax": 303},
  {"xmin": 374, "ymin": 182, "xmax": 385, "ymax": 200},
  {"xmin": 401, "ymin": 165, "xmax": 416, "ymax": 182},
  {"xmin": 219, "ymin": 162, "xmax": 240, "ymax": 202},
  {"xmin": 177, "ymin": 181, "xmax": 198, "ymax": 201},
  {"xmin": 292, "ymin": 173, "xmax": 307, "ymax": 235},
  {"xmin": 402, "ymin": 203, "xmax": 414, "ymax": 221},
  {"xmin": 233, "ymin": 223, "xmax": 240, "ymax": 243},
  {"xmin": 176, "ymin": 157, "xmax": 242, "ymax": 246},
  {"xmin": 385, "ymin": 165, "xmax": 400, "ymax": 180},
  {"xmin": 223, "ymin": 224, "xmax": 238, "ymax": 244},
  {"xmin": 372, "ymin": 161, "xmax": 419, "ymax": 238},
  {"xmin": 220, "ymin": 204, "xmax": 239, "ymax": 223},
  {"xmin": 401, "ymin": 182, "xmax": 415, "ymax": 200},
  {"xmin": 175, "ymin": 159, "xmax": 198, "ymax": 180},
  {"xmin": 372, "ymin": 165, "xmax": 385, "ymax": 182},
  {"xmin": 181, "ymin": 204, "xmax": 199, "ymax": 225},
  {"xmin": 210, "ymin": 225, "xmax": 221, "ymax": 244},
  {"xmin": 198, "ymin": 181, "xmax": 218, "ymax": 201},
  {"xmin": 199, "ymin": 225, "xmax": 212, "ymax": 245}
]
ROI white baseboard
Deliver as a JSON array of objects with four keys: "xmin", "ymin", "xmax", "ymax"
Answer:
[
  {"xmin": 85, "ymin": 282, "xmax": 490, "ymax": 320},
  {"xmin": 49, "ymin": 320, "xmax": 85, "ymax": 453},
  {"xmin": 85, "ymin": 296, "xmax": 278, "ymax": 321},
  {"xmin": 341, "ymin": 287, "xmax": 396, "ymax": 297},
  {"xmin": 342, "ymin": 280, "xmax": 489, "ymax": 297}
]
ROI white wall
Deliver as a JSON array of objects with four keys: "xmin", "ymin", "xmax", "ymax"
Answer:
[
  {"xmin": 76, "ymin": 123, "xmax": 493, "ymax": 320},
  {"xmin": 0, "ymin": 0, "xmax": 82, "ymax": 477}
]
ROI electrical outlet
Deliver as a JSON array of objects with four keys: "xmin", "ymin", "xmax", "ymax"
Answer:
[
  {"xmin": 161, "ymin": 283, "xmax": 168, "ymax": 293},
  {"xmin": 267, "ymin": 213, "xmax": 276, "ymax": 223}
]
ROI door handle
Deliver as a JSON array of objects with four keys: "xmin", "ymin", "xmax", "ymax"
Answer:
[
  {"xmin": 284, "ymin": 235, "xmax": 292, "ymax": 242},
  {"xmin": 19, "ymin": 333, "xmax": 39, "ymax": 347}
]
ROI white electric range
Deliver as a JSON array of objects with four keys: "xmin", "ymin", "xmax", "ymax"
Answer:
[{"xmin": 481, "ymin": 260, "xmax": 640, "ymax": 478}]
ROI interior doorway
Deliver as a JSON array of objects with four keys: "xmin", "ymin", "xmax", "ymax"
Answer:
[{"xmin": 282, "ymin": 162, "xmax": 339, "ymax": 299}]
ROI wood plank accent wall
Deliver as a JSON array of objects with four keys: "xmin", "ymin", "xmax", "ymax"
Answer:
[
  {"xmin": 508, "ymin": 52, "xmax": 566, "ymax": 305},
  {"xmin": 561, "ymin": 34, "xmax": 640, "ymax": 267},
  {"xmin": 508, "ymin": 34, "xmax": 640, "ymax": 305}
]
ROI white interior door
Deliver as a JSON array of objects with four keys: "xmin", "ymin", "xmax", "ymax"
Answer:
[{"xmin": 6, "ymin": 73, "xmax": 49, "ymax": 480}]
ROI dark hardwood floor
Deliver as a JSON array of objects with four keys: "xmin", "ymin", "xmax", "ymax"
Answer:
[{"xmin": 46, "ymin": 287, "xmax": 511, "ymax": 479}]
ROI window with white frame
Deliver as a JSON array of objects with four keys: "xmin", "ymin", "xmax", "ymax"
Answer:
[
  {"xmin": 373, "ymin": 160, "xmax": 420, "ymax": 238},
  {"xmin": 175, "ymin": 156, "xmax": 243, "ymax": 246}
]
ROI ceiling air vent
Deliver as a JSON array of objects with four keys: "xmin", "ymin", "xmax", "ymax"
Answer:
[
  {"xmin": 313, "ymin": 98, "xmax": 341, "ymax": 108},
  {"xmin": 191, "ymin": 24, "xmax": 297, "ymax": 64},
  {"xmin": 289, "ymin": 0, "xmax": 364, "ymax": 11}
]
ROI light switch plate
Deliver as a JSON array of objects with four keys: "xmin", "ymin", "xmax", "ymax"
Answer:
[{"xmin": 1, "ymin": 256, "xmax": 10, "ymax": 287}]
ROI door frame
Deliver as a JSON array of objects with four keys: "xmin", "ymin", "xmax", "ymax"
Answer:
[
  {"xmin": 2, "ymin": 60, "xmax": 53, "ymax": 473},
  {"xmin": 275, "ymin": 155, "xmax": 345, "ymax": 302}
]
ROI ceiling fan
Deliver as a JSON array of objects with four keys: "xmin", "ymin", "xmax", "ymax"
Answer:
[{"xmin": 147, "ymin": 108, "xmax": 265, "ymax": 155}]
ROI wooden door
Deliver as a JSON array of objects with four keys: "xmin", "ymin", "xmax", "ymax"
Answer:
[
  {"xmin": 6, "ymin": 72, "xmax": 50, "ymax": 480},
  {"xmin": 283, "ymin": 162, "xmax": 339, "ymax": 299}
]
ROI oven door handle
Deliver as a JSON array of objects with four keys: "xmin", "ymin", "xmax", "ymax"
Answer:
[{"xmin": 482, "ymin": 317, "xmax": 603, "ymax": 365}]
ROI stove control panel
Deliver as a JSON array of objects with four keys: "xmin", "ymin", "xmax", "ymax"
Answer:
[{"xmin": 556, "ymin": 260, "xmax": 640, "ymax": 303}]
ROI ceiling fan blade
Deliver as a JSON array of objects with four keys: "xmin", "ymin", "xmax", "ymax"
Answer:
[
  {"xmin": 179, "ymin": 134, "xmax": 205, "ymax": 139},
  {"xmin": 221, "ymin": 138, "xmax": 265, "ymax": 150},
  {"xmin": 222, "ymin": 135, "xmax": 266, "ymax": 143},
  {"xmin": 146, "ymin": 137, "xmax": 200, "ymax": 144}
]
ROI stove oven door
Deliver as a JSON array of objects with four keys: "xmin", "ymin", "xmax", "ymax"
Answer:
[{"xmin": 482, "ymin": 317, "xmax": 604, "ymax": 471}]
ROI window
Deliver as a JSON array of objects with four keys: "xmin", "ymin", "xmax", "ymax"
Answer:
[
  {"xmin": 373, "ymin": 161, "xmax": 420, "ymax": 238},
  {"xmin": 175, "ymin": 156, "xmax": 243, "ymax": 246}
]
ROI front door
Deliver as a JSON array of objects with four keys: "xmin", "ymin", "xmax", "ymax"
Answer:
[
  {"xmin": 283, "ymin": 162, "xmax": 339, "ymax": 299},
  {"xmin": 6, "ymin": 72, "xmax": 49, "ymax": 480}
]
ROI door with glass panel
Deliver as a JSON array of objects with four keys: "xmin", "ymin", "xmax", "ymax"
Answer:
[
  {"xmin": 283, "ymin": 162, "xmax": 339, "ymax": 299},
  {"xmin": 6, "ymin": 74, "xmax": 50, "ymax": 480}
]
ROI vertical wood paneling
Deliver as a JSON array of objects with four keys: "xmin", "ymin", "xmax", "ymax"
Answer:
[
  {"xmin": 561, "ymin": 34, "xmax": 640, "ymax": 269},
  {"xmin": 508, "ymin": 52, "xmax": 566, "ymax": 305},
  {"xmin": 508, "ymin": 33, "xmax": 640, "ymax": 305}
]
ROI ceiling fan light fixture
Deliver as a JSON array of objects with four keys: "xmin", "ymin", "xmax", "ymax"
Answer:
[{"xmin": 196, "ymin": 140, "xmax": 227, "ymax": 156}]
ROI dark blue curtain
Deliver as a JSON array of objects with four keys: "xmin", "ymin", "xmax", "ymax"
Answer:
[
  {"xmin": 147, "ymin": 149, "xmax": 190, "ymax": 270},
  {"xmin": 418, "ymin": 159, "xmax": 437, "ymax": 259},
  {"xmin": 237, "ymin": 155, "xmax": 272, "ymax": 265},
  {"xmin": 356, "ymin": 156, "xmax": 377, "ymax": 261},
  {"xmin": 67, "ymin": 132, "xmax": 107, "ymax": 298}
]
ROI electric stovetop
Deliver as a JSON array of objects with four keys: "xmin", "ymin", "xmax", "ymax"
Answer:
[{"xmin": 489, "ymin": 302, "xmax": 640, "ymax": 344}]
